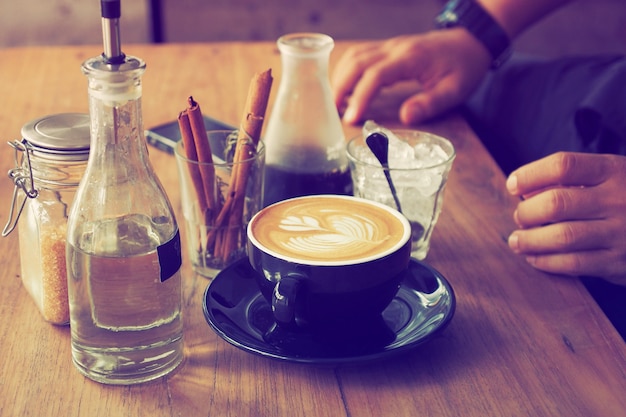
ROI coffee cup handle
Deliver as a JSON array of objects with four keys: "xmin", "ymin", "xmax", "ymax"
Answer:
[{"xmin": 272, "ymin": 275, "xmax": 303, "ymax": 326}]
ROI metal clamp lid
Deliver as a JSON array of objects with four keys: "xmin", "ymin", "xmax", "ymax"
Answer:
[
  {"xmin": 20, "ymin": 113, "xmax": 90, "ymax": 160},
  {"xmin": 2, "ymin": 140, "xmax": 38, "ymax": 237},
  {"xmin": 2, "ymin": 113, "xmax": 90, "ymax": 237}
]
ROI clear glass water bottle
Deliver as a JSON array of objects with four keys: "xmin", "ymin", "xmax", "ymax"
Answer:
[
  {"xmin": 65, "ymin": 0, "xmax": 183, "ymax": 384},
  {"xmin": 262, "ymin": 33, "xmax": 352, "ymax": 207}
]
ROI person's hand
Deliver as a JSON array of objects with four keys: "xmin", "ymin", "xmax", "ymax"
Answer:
[
  {"xmin": 331, "ymin": 29, "xmax": 491, "ymax": 126},
  {"xmin": 506, "ymin": 152, "xmax": 626, "ymax": 286}
]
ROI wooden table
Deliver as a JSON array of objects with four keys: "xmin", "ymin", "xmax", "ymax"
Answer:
[{"xmin": 1, "ymin": 42, "xmax": 625, "ymax": 417}]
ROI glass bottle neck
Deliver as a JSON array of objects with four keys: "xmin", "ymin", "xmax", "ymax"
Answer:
[
  {"xmin": 81, "ymin": 55, "xmax": 149, "ymax": 172},
  {"xmin": 277, "ymin": 33, "xmax": 333, "ymax": 86},
  {"xmin": 264, "ymin": 33, "xmax": 346, "ymax": 169}
]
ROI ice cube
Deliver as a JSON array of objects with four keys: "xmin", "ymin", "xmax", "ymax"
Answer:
[
  {"xmin": 362, "ymin": 120, "xmax": 383, "ymax": 136},
  {"xmin": 352, "ymin": 141, "xmax": 379, "ymax": 165},
  {"xmin": 413, "ymin": 142, "xmax": 449, "ymax": 166},
  {"xmin": 387, "ymin": 134, "xmax": 414, "ymax": 163},
  {"xmin": 363, "ymin": 120, "xmax": 414, "ymax": 166},
  {"xmin": 414, "ymin": 170, "xmax": 443, "ymax": 196},
  {"xmin": 362, "ymin": 120, "xmax": 450, "ymax": 172}
]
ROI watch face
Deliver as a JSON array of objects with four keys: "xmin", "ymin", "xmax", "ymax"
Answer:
[
  {"xmin": 436, "ymin": 0, "xmax": 477, "ymax": 28},
  {"xmin": 435, "ymin": 0, "xmax": 462, "ymax": 28},
  {"xmin": 435, "ymin": 10, "xmax": 458, "ymax": 28}
]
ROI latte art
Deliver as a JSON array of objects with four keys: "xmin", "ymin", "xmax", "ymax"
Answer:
[
  {"xmin": 278, "ymin": 212, "xmax": 387, "ymax": 258},
  {"xmin": 249, "ymin": 196, "xmax": 410, "ymax": 263}
]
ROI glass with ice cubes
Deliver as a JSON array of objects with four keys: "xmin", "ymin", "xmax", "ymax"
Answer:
[{"xmin": 346, "ymin": 122, "xmax": 455, "ymax": 260}]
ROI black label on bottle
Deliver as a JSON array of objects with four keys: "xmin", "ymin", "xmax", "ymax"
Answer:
[{"xmin": 158, "ymin": 229, "xmax": 182, "ymax": 282}]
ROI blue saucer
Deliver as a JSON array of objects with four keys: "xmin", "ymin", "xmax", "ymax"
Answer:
[{"xmin": 203, "ymin": 258, "xmax": 455, "ymax": 364}]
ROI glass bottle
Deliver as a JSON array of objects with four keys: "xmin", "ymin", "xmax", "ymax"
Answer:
[
  {"xmin": 3, "ymin": 113, "xmax": 90, "ymax": 325},
  {"xmin": 262, "ymin": 33, "xmax": 352, "ymax": 207},
  {"xmin": 65, "ymin": 53, "xmax": 184, "ymax": 385}
]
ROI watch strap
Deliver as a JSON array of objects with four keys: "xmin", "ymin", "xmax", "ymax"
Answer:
[{"xmin": 435, "ymin": 0, "xmax": 511, "ymax": 68}]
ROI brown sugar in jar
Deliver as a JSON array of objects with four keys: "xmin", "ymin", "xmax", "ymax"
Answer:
[{"xmin": 3, "ymin": 113, "xmax": 90, "ymax": 325}]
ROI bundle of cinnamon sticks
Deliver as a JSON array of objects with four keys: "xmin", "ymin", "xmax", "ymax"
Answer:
[{"xmin": 178, "ymin": 69, "xmax": 273, "ymax": 264}]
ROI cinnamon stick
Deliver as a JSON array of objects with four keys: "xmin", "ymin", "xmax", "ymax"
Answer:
[
  {"xmin": 180, "ymin": 71, "xmax": 272, "ymax": 265},
  {"xmin": 186, "ymin": 96, "xmax": 219, "ymax": 222},
  {"xmin": 205, "ymin": 70, "xmax": 272, "ymax": 256},
  {"xmin": 177, "ymin": 111, "xmax": 208, "ymax": 219},
  {"xmin": 219, "ymin": 69, "xmax": 273, "ymax": 256}
]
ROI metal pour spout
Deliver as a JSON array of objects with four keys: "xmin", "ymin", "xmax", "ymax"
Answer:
[{"xmin": 100, "ymin": 0, "xmax": 125, "ymax": 64}]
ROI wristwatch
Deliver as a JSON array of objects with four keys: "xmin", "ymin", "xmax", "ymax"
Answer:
[{"xmin": 435, "ymin": 0, "xmax": 511, "ymax": 68}]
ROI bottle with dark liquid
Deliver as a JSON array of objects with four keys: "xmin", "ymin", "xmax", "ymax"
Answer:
[{"xmin": 262, "ymin": 33, "xmax": 352, "ymax": 207}]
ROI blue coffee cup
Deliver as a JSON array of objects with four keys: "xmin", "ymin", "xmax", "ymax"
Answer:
[{"xmin": 247, "ymin": 195, "xmax": 412, "ymax": 328}]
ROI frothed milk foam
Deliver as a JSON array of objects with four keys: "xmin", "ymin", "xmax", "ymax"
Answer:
[{"xmin": 249, "ymin": 196, "xmax": 409, "ymax": 264}]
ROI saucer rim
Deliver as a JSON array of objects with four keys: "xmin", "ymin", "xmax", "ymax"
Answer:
[{"xmin": 203, "ymin": 258, "xmax": 456, "ymax": 364}]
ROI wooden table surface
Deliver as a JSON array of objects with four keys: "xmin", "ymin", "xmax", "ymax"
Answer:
[{"xmin": 1, "ymin": 42, "xmax": 625, "ymax": 417}]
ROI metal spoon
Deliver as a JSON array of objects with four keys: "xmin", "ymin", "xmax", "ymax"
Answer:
[{"xmin": 365, "ymin": 132, "xmax": 402, "ymax": 213}]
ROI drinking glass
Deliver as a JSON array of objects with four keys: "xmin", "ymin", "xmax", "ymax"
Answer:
[
  {"xmin": 175, "ymin": 130, "xmax": 265, "ymax": 278},
  {"xmin": 347, "ymin": 129, "xmax": 455, "ymax": 260}
]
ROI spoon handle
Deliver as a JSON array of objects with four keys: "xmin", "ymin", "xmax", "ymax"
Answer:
[{"xmin": 383, "ymin": 168, "xmax": 402, "ymax": 213}]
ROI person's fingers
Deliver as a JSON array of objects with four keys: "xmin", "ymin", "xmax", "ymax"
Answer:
[
  {"xmin": 340, "ymin": 57, "xmax": 418, "ymax": 125},
  {"xmin": 506, "ymin": 152, "xmax": 612, "ymax": 197},
  {"xmin": 331, "ymin": 43, "xmax": 384, "ymax": 115},
  {"xmin": 508, "ymin": 220, "xmax": 610, "ymax": 254},
  {"xmin": 398, "ymin": 75, "xmax": 465, "ymax": 125},
  {"xmin": 331, "ymin": 42, "xmax": 383, "ymax": 123},
  {"xmin": 523, "ymin": 250, "xmax": 626, "ymax": 285},
  {"xmin": 341, "ymin": 74, "xmax": 383, "ymax": 125},
  {"xmin": 524, "ymin": 250, "xmax": 600, "ymax": 276},
  {"xmin": 513, "ymin": 186, "xmax": 604, "ymax": 227},
  {"xmin": 332, "ymin": 30, "xmax": 491, "ymax": 126},
  {"xmin": 508, "ymin": 219, "xmax": 626, "ymax": 285}
]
